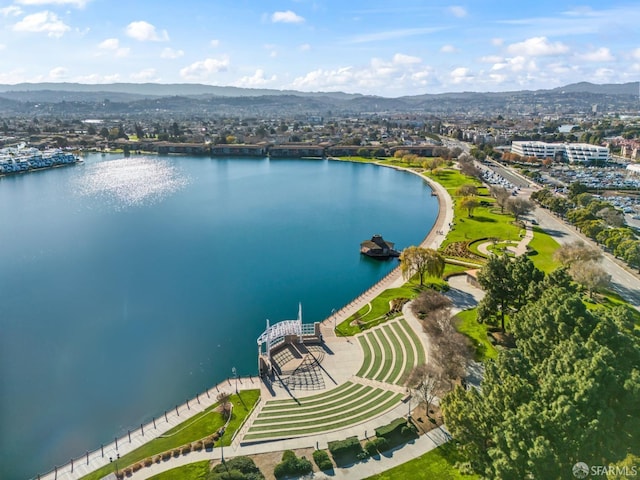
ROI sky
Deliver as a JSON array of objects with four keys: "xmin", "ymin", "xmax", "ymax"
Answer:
[{"xmin": 0, "ymin": 0, "xmax": 639, "ymax": 97}]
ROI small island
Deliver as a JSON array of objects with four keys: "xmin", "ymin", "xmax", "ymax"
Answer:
[{"xmin": 360, "ymin": 234, "xmax": 400, "ymax": 259}]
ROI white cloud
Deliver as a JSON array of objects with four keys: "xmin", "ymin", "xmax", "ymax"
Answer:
[
  {"xmin": 448, "ymin": 6, "xmax": 467, "ymax": 18},
  {"xmin": 576, "ymin": 47, "xmax": 614, "ymax": 62},
  {"xmin": 74, "ymin": 73, "xmax": 121, "ymax": 83},
  {"xmin": 480, "ymin": 55, "xmax": 503, "ymax": 63},
  {"xmin": 97, "ymin": 38, "xmax": 129, "ymax": 57},
  {"xmin": 492, "ymin": 38, "xmax": 504, "ymax": 47},
  {"xmin": 349, "ymin": 27, "xmax": 445, "ymax": 44},
  {"xmin": 161, "ymin": 47, "xmax": 184, "ymax": 59},
  {"xmin": 0, "ymin": 44, "xmax": 5, "ymax": 50},
  {"xmin": 392, "ymin": 53, "xmax": 421, "ymax": 65},
  {"xmin": 290, "ymin": 54, "xmax": 439, "ymax": 95},
  {"xmin": 48, "ymin": 66, "xmax": 67, "ymax": 79},
  {"xmin": 210, "ymin": 39, "xmax": 220, "ymax": 48},
  {"xmin": 450, "ymin": 67, "xmax": 474, "ymax": 84},
  {"xmin": 271, "ymin": 10, "xmax": 305, "ymax": 23},
  {"xmin": 130, "ymin": 68, "xmax": 158, "ymax": 81},
  {"xmin": 16, "ymin": 0, "xmax": 89, "ymax": 7},
  {"xmin": 125, "ymin": 21, "xmax": 169, "ymax": 42},
  {"xmin": 180, "ymin": 56, "xmax": 230, "ymax": 80},
  {"xmin": 298, "ymin": 43, "xmax": 311, "ymax": 52},
  {"xmin": 234, "ymin": 69, "xmax": 277, "ymax": 88},
  {"xmin": 632, "ymin": 48, "xmax": 640, "ymax": 60},
  {"xmin": 1, "ymin": 6, "xmax": 23, "ymax": 17},
  {"xmin": 13, "ymin": 11, "xmax": 70, "ymax": 37},
  {"xmin": 506, "ymin": 36, "xmax": 569, "ymax": 56},
  {"xmin": 440, "ymin": 44, "xmax": 458, "ymax": 53}
]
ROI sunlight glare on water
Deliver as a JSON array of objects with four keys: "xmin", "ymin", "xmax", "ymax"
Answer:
[{"xmin": 73, "ymin": 156, "xmax": 188, "ymax": 207}]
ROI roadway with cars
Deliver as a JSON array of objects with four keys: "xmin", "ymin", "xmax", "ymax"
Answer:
[{"xmin": 479, "ymin": 157, "xmax": 640, "ymax": 310}]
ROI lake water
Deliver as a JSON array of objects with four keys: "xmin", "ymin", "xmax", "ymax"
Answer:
[{"xmin": 0, "ymin": 154, "xmax": 437, "ymax": 479}]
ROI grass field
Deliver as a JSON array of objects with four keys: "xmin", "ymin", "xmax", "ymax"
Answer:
[
  {"xmin": 148, "ymin": 461, "xmax": 210, "ymax": 480},
  {"xmin": 527, "ymin": 227, "xmax": 561, "ymax": 272},
  {"xmin": 453, "ymin": 308, "xmax": 498, "ymax": 361},
  {"xmin": 81, "ymin": 390, "xmax": 259, "ymax": 480},
  {"xmin": 365, "ymin": 442, "xmax": 480, "ymax": 480}
]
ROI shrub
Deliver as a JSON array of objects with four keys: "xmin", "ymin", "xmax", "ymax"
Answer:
[
  {"xmin": 364, "ymin": 440, "xmax": 379, "ymax": 456},
  {"xmin": 182, "ymin": 444, "xmax": 192, "ymax": 454},
  {"xmin": 131, "ymin": 463, "xmax": 142, "ymax": 472},
  {"xmin": 153, "ymin": 455, "xmax": 161, "ymax": 464},
  {"xmin": 312, "ymin": 449, "xmax": 333, "ymax": 471},
  {"xmin": 143, "ymin": 457, "xmax": 153, "ymax": 467},
  {"xmin": 203, "ymin": 437, "xmax": 215, "ymax": 449},
  {"xmin": 161, "ymin": 451, "xmax": 171, "ymax": 460},
  {"xmin": 172, "ymin": 448, "xmax": 181, "ymax": 457},
  {"xmin": 328, "ymin": 436, "xmax": 363, "ymax": 465},
  {"xmin": 373, "ymin": 436, "xmax": 389, "ymax": 453},
  {"xmin": 209, "ymin": 456, "xmax": 264, "ymax": 480},
  {"xmin": 274, "ymin": 450, "xmax": 313, "ymax": 479},
  {"xmin": 193, "ymin": 440, "xmax": 203, "ymax": 451}
]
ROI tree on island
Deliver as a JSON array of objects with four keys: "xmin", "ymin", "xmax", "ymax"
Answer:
[{"xmin": 400, "ymin": 246, "xmax": 445, "ymax": 286}]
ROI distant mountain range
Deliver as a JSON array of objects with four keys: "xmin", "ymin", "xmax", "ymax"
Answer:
[{"xmin": 0, "ymin": 81, "xmax": 637, "ymax": 116}]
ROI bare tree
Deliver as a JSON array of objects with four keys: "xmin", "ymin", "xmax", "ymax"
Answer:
[
  {"xmin": 458, "ymin": 154, "xmax": 482, "ymax": 178},
  {"xmin": 216, "ymin": 391, "xmax": 232, "ymax": 419},
  {"xmin": 455, "ymin": 184, "xmax": 478, "ymax": 197},
  {"xmin": 553, "ymin": 240, "xmax": 602, "ymax": 265},
  {"xmin": 413, "ymin": 364, "xmax": 445, "ymax": 418},
  {"xmin": 506, "ymin": 197, "xmax": 534, "ymax": 222},
  {"xmin": 490, "ymin": 185, "xmax": 511, "ymax": 213},
  {"xmin": 569, "ymin": 260, "xmax": 611, "ymax": 298}
]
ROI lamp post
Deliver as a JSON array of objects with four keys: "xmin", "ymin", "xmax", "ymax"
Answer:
[
  {"xmin": 331, "ymin": 308, "xmax": 336, "ymax": 329},
  {"xmin": 232, "ymin": 366, "xmax": 237, "ymax": 393},
  {"xmin": 109, "ymin": 453, "xmax": 120, "ymax": 477}
]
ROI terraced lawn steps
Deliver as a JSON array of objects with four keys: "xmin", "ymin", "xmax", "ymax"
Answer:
[
  {"xmin": 355, "ymin": 318, "xmax": 425, "ymax": 386},
  {"xmin": 243, "ymin": 389, "xmax": 403, "ymax": 441}
]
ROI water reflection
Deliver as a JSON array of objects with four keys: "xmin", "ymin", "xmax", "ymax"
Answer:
[{"xmin": 73, "ymin": 157, "xmax": 188, "ymax": 208}]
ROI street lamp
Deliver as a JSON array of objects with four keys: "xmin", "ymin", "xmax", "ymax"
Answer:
[
  {"xmin": 232, "ymin": 366, "xmax": 237, "ymax": 393},
  {"xmin": 109, "ymin": 453, "xmax": 120, "ymax": 477},
  {"xmin": 331, "ymin": 308, "xmax": 336, "ymax": 329}
]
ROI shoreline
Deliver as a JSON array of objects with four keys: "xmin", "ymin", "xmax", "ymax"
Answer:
[{"xmin": 30, "ymin": 157, "xmax": 453, "ymax": 480}]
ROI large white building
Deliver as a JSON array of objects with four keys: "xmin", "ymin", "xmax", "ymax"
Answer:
[{"xmin": 511, "ymin": 141, "xmax": 610, "ymax": 163}]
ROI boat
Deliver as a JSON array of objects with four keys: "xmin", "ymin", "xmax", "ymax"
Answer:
[
  {"xmin": 0, "ymin": 144, "xmax": 80, "ymax": 175},
  {"xmin": 360, "ymin": 234, "xmax": 400, "ymax": 259}
]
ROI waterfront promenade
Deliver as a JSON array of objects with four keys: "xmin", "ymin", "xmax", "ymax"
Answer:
[{"xmin": 36, "ymin": 165, "xmax": 457, "ymax": 480}]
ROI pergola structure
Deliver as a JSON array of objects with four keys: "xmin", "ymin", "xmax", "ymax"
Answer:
[{"xmin": 257, "ymin": 303, "xmax": 320, "ymax": 376}]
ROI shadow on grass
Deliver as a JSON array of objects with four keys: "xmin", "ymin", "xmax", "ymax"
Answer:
[{"xmin": 468, "ymin": 215, "xmax": 497, "ymax": 223}]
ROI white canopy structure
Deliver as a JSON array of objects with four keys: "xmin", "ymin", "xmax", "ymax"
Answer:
[{"xmin": 257, "ymin": 303, "xmax": 303, "ymax": 355}]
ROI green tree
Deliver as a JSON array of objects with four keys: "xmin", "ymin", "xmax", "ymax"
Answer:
[
  {"xmin": 477, "ymin": 254, "xmax": 543, "ymax": 331},
  {"xmin": 443, "ymin": 287, "xmax": 640, "ymax": 479},
  {"xmin": 459, "ymin": 195, "xmax": 480, "ymax": 217},
  {"xmin": 399, "ymin": 246, "xmax": 445, "ymax": 286}
]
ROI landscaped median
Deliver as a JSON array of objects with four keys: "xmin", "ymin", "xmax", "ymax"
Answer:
[{"xmin": 81, "ymin": 390, "xmax": 259, "ymax": 480}]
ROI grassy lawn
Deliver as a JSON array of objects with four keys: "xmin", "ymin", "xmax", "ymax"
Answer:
[
  {"xmin": 527, "ymin": 227, "xmax": 561, "ymax": 273},
  {"xmin": 390, "ymin": 322, "xmax": 416, "ymax": 385},
  {"xmin": 399, "ymin": 318, "xmax": 426, "ymax": 365},
  {"xmin": 383, "ymin": 324, "xmax": 405, "ymax": 384},
  {"xmin": 81, "ymin": 390, "xmax": 259, "ymax": 480},
  {"xmin": 244, "ymin": 392, "xmax": 403, "ymax": 440},
  {"xmin": 148, "ymin": 461, "xmax": 210, "ymax": 480},
  {"xmin": 453, "ymin": 309, "xmax": 498, "ymax": 362},
  {"xmin": 335, "ymin": 283, "xmax": 422, "ymax": 336},
  {"xmin": 365, "ymin": 442, "xmax": 479, "ymax": 480}
]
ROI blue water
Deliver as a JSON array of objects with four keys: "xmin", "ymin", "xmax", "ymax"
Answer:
[{"xmin": 0, "ymin": 154, "xmax": 437, "ymax": 479}]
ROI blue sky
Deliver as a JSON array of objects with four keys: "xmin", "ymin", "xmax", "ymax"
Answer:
[{"xmin": 1, "ymin": 0, "xmax": 639, "ymax": 96}]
